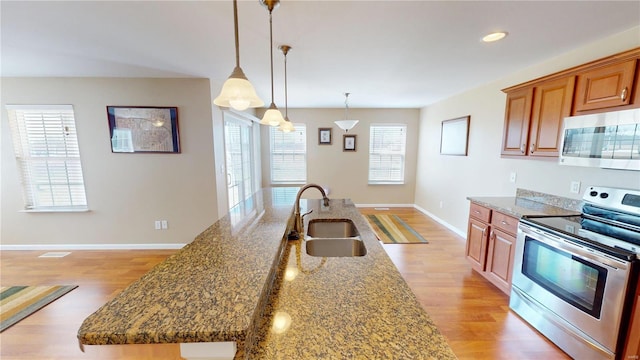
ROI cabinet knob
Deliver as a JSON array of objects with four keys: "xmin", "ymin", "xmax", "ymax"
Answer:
[{"xmin": 621, "ymin": 87, "xmax": 628, "ymax": 101}]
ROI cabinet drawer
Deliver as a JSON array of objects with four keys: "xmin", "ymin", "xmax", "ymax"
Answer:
[
  {"xmin": 469, "ymin": 203, "xmax": 491, "ymax": 222},
  {"xmin": 491, "ymin": 212, "xmax": 518, "ymax": 235}
]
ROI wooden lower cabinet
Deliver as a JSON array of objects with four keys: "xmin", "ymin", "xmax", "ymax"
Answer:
[
  {"xmin": 485, "ymin": 228, "xmax": 516, "ymax": 294},
  {"xmin": 623, "ymin": 284, "xmax": 640, "ymax": 360},
  {"xmin": 466, "ymin": 218, "xmax": 489, "ymax": 273},
  {"xmin": 466, "ymin": 202, "xmax": 518, "ymax": 296}
]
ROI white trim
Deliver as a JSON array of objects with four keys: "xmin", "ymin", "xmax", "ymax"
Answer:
[
  {"xmin": 413, "ymin": 204, "xmax": 467, "ymax": 239},
  {"xmin": 355, "ymin": 203, "xmax": 415, "ymax": 208},
  {"xmin": 0, "ymin": 243, "xmax": 187, "ymax": 251}
]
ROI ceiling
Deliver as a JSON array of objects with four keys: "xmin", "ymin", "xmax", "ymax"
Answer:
[{"xmin": 2, "ymin": 1, "xmax": 639, "ymax": 108}]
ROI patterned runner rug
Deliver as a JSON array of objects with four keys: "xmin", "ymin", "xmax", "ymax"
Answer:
[
  {"xmin": 366, "ymin": 214, "xmax": 429, "ymax": 244},
  {"xmin": 0, "ymin": 285, "xmax": 78, "ymax": 332}
]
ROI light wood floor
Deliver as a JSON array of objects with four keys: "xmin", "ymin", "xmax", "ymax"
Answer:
[{"xmin": 0, "ymin": 208, "xmax": 570, "ymax": 359}]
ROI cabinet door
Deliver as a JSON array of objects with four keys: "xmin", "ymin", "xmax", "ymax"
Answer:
[
  {"xmin": 574, "ymin": 59, "xmax": 637, "ymax": 112},
  {"xmin": 466, "ymin": 218, "xmax": 489, "ymax": 273},
  {"xmin": 485, "ymin": 228, "xmax": 516, "ymax": 295},
  {"xmin": 529, "ymin": 76, "xmax": 575, "ymax": 157},
  {"xmin": 501, "ymin": 87, "xmax": 533, "ymax": 156},
  {"xmin": 623, "ymin": 290, "xmax": 640, "ymax": 360}
]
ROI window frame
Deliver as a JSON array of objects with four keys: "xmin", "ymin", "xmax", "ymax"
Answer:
[
  {"xmin": 269, "ymin": 124, "xmax": 307, "ymax": 185},
  {"xmin": 6, "ymin": 104, "xmax": 89, "ymax": 212},
  {"xmin": 368, "ymin": 123, "xmax": 407, "ymax": 185}
]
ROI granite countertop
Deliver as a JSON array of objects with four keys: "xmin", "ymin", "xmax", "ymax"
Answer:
[
  {"xmin": 78, "ymin": 188, "xmax": 293, "ymax": 349},
  {"xmin": 467, "ymin": 196, "xmax": 580, "ymax": 218},
  {"xmin": 242, "ymin": 199, "xmax": 456, "ymax": 359},
  {"xmin": 78, "ymin": 188, "xmax": 457, "ymax": 359}
]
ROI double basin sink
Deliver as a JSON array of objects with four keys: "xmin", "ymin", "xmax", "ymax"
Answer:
[{"xmin": 304, "ymin": 219, "xmax": 367, "ymax": 257}]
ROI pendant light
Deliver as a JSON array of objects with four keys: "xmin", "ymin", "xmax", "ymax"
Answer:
[
  {"xmin": 213, "ymin": 0, "xmax": 264, "ymax": 111},
  {"xmin": 278, "ymin": 45, "xmax": 294, "ymax": 133},
  {"xmin": 334, "ymin": 93, "xmax": 359, "ymax": 132},
  {"xmin": 259, "ymin": 0, "xmax": 285, "ymax": 127}
]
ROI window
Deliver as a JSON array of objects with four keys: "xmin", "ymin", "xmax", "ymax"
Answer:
[
  {"xmin": 270, "ymin": 124, "xmax": 306, "ymax": 184},
  {"xmin": 6, "ymin": 105, "xmax": 88, "ymax": 211},
  {"xmin": 369, "ymin": 124, "xmax": 407, "ymax": 184},
  {"xmin": 224, "ymin": 115, "xmax": 256, "ymax": 210}
]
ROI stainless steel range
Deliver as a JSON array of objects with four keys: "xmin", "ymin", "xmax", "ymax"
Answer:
[{"xmin": 510, "ymin": 186, "xmax": 640, "ymax": 360}]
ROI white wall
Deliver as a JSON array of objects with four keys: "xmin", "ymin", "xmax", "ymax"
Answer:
[
  {"xmin": 415, "ymin": 27, "xmax": 640, "ymax": 234},
  {"xmin": 258, "ymin": 108, "xmax": 420, "ymax": 205},
  {"xmin": 1, "ymin": 78, "xmax": 219, "ymax": 247}
]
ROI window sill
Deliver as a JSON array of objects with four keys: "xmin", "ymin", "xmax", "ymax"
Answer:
[
  {"xmin": 20, "ymin": 208, "xmax": 91, "ymax": 213},
  {"xmin": 368, "ymin": 182, "xmax": 405, "ymax": 185}
]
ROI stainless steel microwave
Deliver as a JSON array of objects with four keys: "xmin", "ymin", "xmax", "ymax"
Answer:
[{"xmin": 559, "ymin": 108, "xmax": 640, "ymax": 171}]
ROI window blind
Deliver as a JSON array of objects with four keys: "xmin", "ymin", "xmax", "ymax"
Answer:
[
  {"xmin": 369, "ymin": 124, "xmax": 407, "ymax": 184},
  {"xmin": 6, "ymin": 105, "xmax": 88, "ymax": 210},
  {"xmin": 270, "ymin": 124, "xmax": 306, "ymax": 184}
]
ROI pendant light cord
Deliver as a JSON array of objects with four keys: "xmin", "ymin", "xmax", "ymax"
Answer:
[
  {"xmin": 269, "ymin": 9, "xmax": 275, "ymax": 105},
  {"xmin": 284, "ymin": 51, "xmax": 288, "ymax": 117},
  {"xmin": 344, "ymin": 92, "xmax": 350, "ymax": 119},
  {"xmin": 233, "ymin": 0, "xmax": 240, "ymax": 68}
]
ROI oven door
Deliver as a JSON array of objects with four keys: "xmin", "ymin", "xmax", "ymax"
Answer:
[{"xmin": 510, "ymin": 222, "xmax": 632, "ymax": 359}]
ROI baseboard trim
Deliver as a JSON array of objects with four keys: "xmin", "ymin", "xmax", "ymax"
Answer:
[
  {"xmin": 0, "ymin": 243, "xmax": 187, "ymax": 251},
  {"xmin": 355, "ymin": 203, "xmax": 415, "ymax": 208},
  {"xmin": 413, "ymin": 204, "xmax": 467, "ymax": 239}
]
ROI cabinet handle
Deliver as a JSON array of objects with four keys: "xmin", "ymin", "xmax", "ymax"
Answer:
[
  {"xmin": 530, "ymin": 144, "xmax": 534, "ymax": 153},
  {"xmin": 621, "ymin": 87, "xmax": 628, "ymax": 101},
  {"xmin": 474, "ymin": 210, "xmax": 481, "ymax": 214},
  {"xmin": 520, "ymin": 145, "xmax": 525, "ymax": 154},
  {"xmin": 501, "ymin": 220, "xmax": 510, "ymax": 226}
]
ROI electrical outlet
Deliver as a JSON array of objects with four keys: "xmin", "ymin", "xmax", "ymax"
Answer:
[
  {"xmin": 154, "ymin": 220, "xmax": 161, "ymax": 230},
  {"xmin": 161, "ymin": 220, "xmax": 168, "ymax": 230},
  {"xmin": 570, "ymin": 181, "xmax": 581, "ymax": 194},
  {"xmin": 509, "ymin": 172, "xmax": 517, "ymax": 183}
]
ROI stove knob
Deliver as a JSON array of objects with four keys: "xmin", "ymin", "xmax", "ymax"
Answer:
[
  {"xmin": 600, "ymin": 192, "xmax": 609, "ymax": 199},
  {"xmin": 590, "ymin": 191, "xmax": 598, "ymax": 197}
]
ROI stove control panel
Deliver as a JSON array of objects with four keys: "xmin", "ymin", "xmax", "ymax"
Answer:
[{"xmin": 584, "ymin": 186, "xmax": 640, "ymax": 216}]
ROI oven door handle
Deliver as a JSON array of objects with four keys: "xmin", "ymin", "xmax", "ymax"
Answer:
[{"xmin": 518, "ymin": 224, "xmax": 630, "ymax": 270}]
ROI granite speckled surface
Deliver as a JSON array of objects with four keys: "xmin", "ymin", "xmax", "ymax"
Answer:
[
  {"xmin": 78, "ymin": 189, "xmax": 457, "ymax": 359},
  {"xmin": 78, "ymin": 189, "xmax": 293, "ymax": 348},
  {"xmin": 241, "ymin": 198, "xmax": 457, "ymax": 359},
  {"xmin": 466, "ymin": 196, "xmax": 581, "ymax": 218}
]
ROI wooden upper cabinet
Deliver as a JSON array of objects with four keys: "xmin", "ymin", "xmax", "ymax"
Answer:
[
  {"xmin": 574, "ymin": 59, "xmax": 637, "ymax": 112},
  {"xmin": 529, "ymin": 76, "xmax": 575, "ymax": 157},
  {"xmin": 501, "ymin": 87, "xmax": 533, "ymax": 156}
]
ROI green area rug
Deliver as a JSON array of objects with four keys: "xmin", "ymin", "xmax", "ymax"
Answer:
[
  {"xmin": 0, "ymin": 285, "xmax": 78, "ymax": 332},
  {"xmin": 366, "ymin": 214, "xmax": 429, "ymax": 244}
]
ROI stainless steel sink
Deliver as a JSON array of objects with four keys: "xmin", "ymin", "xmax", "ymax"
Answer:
[
  {"xmin": 305, "ymin": 219, "xmax": 366, "ymax": 257},
  {"xmin": 306, "ymin": 238, "xmax": 367, "ymax": 257},
  {"xmin": 306, "ymin": 219, "xmax": 359, "ymax": 238}
]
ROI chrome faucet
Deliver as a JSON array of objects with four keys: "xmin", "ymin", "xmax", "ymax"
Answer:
[{"xmin": 291, "ymin": 183, "xmax": 330, "ymax": 239}]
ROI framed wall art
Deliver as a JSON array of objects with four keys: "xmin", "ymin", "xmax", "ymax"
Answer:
[
  {"xmin": 107, "ymin": 106, "xmax": 180, "ymax": 153},
  {"xmin": 319, "ymin": 128, "xmax": 332, "ymax": 145},
  {"xmin": 440, "ymin": 115, "xmax": 470, "ymax": 156},
  {"xmin": 343, "ymin": 134, "xmax": 357, "ymax": 152}
]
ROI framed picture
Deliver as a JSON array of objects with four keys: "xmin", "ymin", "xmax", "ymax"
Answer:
[
  {"xmin": 440, "ymin": 115, "xmax": 470, "ymax": 156},
  {"xmin": 343, "ymin": 134, "xmax": 357, "ymax": 152},
  {"xmin": 107, "ymin": 106, "xmax": 180, "ymax": 153},
  {"xmin": 318, "ymin": 128, "xmax": 332, "ymax": 145}
]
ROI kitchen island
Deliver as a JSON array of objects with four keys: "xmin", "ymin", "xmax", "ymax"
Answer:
[{"xmin": 78, "ymin": 188, "xmax": 457, "ymax": 359}]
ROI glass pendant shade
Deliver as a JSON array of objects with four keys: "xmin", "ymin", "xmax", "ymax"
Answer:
[
  {"xmin": 335, "ymin": 93, "xmax": 359, "ymax": 132},
  {"xmin": 334, "ymin": 120, "xmax": 359, "ymax": 132},
  {"xmin": 214, "ymin": 0, "xmax": 263, "ymax": 111},
  {"xmin": 279, "ymin": 117, "xmax": 294, "ymax": 132},
  {"xmin": 260, "ymin": 104, "xmax": 285, "ymax": 126}
]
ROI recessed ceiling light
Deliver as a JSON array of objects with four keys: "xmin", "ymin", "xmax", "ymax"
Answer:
[{"xmin": 483, "ymin": 31, "xmax": 508, "ymax": 42}]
